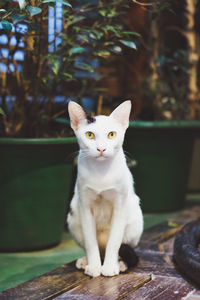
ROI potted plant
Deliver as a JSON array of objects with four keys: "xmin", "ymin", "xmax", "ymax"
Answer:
[
  {"xmin": 0, "ymin": 0, "xmax": 140, "ymax": 250},
  {"xmin": 122, "ymin": 1, "xmax": 200, "ymax": 212}
]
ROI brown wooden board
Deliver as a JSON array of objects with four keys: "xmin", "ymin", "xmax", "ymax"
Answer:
[
  {"xmin": 173, "ymin": 205, "xmax": 200, "ymax": 224},
  {"xmin": 0, "ymin": 262, "xmax": 90, "ymax": 300},
  {"xmin": 123, "ymin": 276, "xmax": 195, "ymax": 300},
  {"xmin": 137, "ymin": 220, "xmax": 184, "ymax": 252},
  {"xmin": 138, "ymin": 205, "xmax": 200, "ymax": 252},
  {"xmin": 134, "ymin": 250, "xmax": 181, "ymax": 278},
  {"xmin": 54, "ymin": 273, "xmax": 151, "ymax": 300},
  {"xmin": 158, "ymin": 236, "xmax": 175, "ymax": 254}
]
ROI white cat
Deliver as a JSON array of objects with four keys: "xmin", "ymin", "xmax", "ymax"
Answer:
[{"xmin": 67, "ymin": 100, "xmax": 143, "ymax": 277}]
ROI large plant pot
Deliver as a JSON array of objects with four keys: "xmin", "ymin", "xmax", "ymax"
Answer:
[
  {"xmin": 0, "ymin": 137, "xmax": 77, "ymax": 251},
  {"xmin": 124, "ymin": 121, "xmax": 200, "ymax": 213}
]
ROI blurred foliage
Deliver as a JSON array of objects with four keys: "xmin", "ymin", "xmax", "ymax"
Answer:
[
  {"xmin": 128, "ymin": 0, "xmax": 200, "ymax": 121},
  {"xmin": 0, "ymin": 0, "xmax": 140, "ymax": 137},
  {"xmin": 0, "ymin": 0, "xmax": 199, "ymax": 137},
  {"xmin": 155, "ymin": 50, "xmax": 190, "ymax": 120},
  {"xmin": 0, "ymin": 107, "xmax": 5, "ymax": 115},
  {"xmin": 145, "ymin": 49, "xmax": 191, "ymax": 120}
]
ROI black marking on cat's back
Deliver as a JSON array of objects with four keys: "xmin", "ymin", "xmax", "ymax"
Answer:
[{"xmin": 86, "ymin": 115, "xmax": 96, "ymax": 124}]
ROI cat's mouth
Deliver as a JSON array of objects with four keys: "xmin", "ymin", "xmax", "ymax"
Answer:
[{"xmin": 96, "ymin": 154, "xmax": 107, "ymax": 160}]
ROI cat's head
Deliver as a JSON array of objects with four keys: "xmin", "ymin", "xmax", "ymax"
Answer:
[{"xmin": 68, "ymin": 101, "xmax": 131, "ymax": 160}]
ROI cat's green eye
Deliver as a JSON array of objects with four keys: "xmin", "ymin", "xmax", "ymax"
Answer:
[
  {"xmin": 108, "ymin": 131, "xmax": 117, "ymax": 139},
  {"xmin": 85, "ymin": 131, "xmax": 95, "ymax": 139}
]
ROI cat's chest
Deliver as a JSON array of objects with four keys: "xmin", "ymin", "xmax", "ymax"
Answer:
[
  {"xmin": 91, "ymin": 194, "xmax": 114, "ymax": 229},
  {"xmin": 78, "ymin": 162, "xmax": 125, "ymax": 194},
  {"xmin": 86, "ymin": 175, "xmax": 116, "ymax": 193},
  {"xmin": 84, "ymin": 185, "xmax": 117, "ymax": 203}
]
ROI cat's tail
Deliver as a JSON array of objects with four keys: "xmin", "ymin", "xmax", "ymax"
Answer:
[{"xmin": 119, "ymin": 244, "xmax": 139, "ymax": 268}]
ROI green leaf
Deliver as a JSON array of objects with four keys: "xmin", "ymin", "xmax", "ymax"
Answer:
[
  {"xmin": 42, "ymin": 0, "xmax": 72, "ymax": 7},
  {"xmin": 77, "ymin": 33, "xmax": 89, "ymax": 43},
  {"xmin": 110, "ymin": 45, "xmax": 122, "ymax": 54},
  {"xmin": 103, "ymin": 25, "xmax": 116, "ymax": 31},
  {"xmin": 1, "ymin": 20, "xmax": 12, "ymax": 32},
  {"xmin": 119, "ymin": 40, "xmax": 137, "ymax": 49},
  {"xmin": 89, "ymin": 30, "xmax": 103, "ymax": 40},
  {"xmin": 76, "ymin": 62, "xmax": 94, "ymax": 73},
  {"xmin": 103, "ymin": 25, "xmax": 122, "ymax": 35},
  {"xmin": 99, "ymin": 8, "xmax": 118, "ymax": 18},
  {"xmin": 0, "ymin": 107, "xmax": 5, "ymax": 116},
  {"xmin": 122, "ymin": 31, "xmax": 141, "ymax": 37},
  {"xmin": 73, "ymin": 26, "xmax": 81, "ymax": 33},
  {"xmin": 99, "ymin": 9, "xmax": 107, "ymax": 17},
  {"xmin": 27, "ymin": 6, "xmax": 42, "ymax": 17},
  {"xmin": 52, "ymin": 60, "xmax": 60, "ymax": 75},
  {"xmin": 63, "ymin": 72, "xmax": 74, "ymax": 81},
  {"xmin": 69, "ymin": 47, "xmax": 86, "ymax": 56},
  {"xmin": 68, "ymin": 16, "xmax": 85, "ymax": 26},
  {"xmin": 94, "ymin": 50, "xmax": 110, "ymax": 57},
  {"xmin": 11, "ymin": 13, "xmax": 27, "ymax": 24}
]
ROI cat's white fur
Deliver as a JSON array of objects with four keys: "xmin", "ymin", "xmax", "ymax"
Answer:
[{"xmin": 67, "ymin": 100, "xmax": 143, "ymax": 277}]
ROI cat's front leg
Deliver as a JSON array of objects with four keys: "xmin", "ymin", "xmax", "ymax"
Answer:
[
  {"xmin": 79, "ymin": 201, "xmax": 102, "ymax": 277},
  {"xmin": 101, "ymin": 203, "xmax": 125, "ymax": 277}
]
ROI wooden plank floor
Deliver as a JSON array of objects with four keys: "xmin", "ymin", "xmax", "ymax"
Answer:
[{"xmin": 0, "ymin": 205, "xmax": 200, "ymax": 300}]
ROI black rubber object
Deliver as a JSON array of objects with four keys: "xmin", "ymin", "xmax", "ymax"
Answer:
[{"xmin": 173, "ymin": 219, "xmax": 200, "ymax": 286}]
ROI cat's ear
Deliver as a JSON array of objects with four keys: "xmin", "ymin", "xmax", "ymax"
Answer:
[
  {"xmin": 68, "ymin": 101, "xmax": 86, "ymax": 131},
  {"xmin": 110, "ymin": 100, "xmax": 131, "ymax": 129}
]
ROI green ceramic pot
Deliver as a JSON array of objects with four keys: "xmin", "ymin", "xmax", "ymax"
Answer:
[
  {"xmin": 0, "ymin": 138, "xmax": 77, "ymax": 251},
  {"xmin": 124, "ymin": 121, "xmax": 200, "ymax": 213}
]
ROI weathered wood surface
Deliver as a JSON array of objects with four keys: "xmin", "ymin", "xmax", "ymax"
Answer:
[
  {"xmin": 0, "ymin": 263, "xmax": 91, "ymax": 300},
  {"xmin": 0, "ymin": 205, "xmax": 200, "ymax": 300},
  {"xmin": 55, "ymin": 273, "xmax": 151, "ymax": 300},
  {"xmin": 123, "ymin": 276, "xmax": 195, "ymax": 300}
]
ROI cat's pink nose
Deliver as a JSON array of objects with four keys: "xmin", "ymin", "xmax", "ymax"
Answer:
[{"xmin": 97, "ymin": 148, "xmax": 106, "ymax": 153}]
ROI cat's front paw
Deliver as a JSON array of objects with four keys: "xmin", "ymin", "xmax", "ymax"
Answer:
[
  {"xmin": 101, "ymin": 263, "xmax": 120, "ymax": 277},
  {"xmin": 84, "ymin": 264, "xmax": 101, "ymax": 278},
  {"xmin": 119, "ymin": 259, "xmax": 128, "ymax": 272},
  {"xmin": 76, "ymin": 257, "xmax": 87, "ymax": 270}
]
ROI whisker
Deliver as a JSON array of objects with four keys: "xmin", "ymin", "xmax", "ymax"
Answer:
[
  {"xmin": 79, "ymin": 149, "xmax": 90, "ymax": 160},
  {"xmin": 80, "ymin": 153, "xmax": 90, "ymax": 159},
  {"xmin": 123, "ymin": 151, "xmax": 137, "ymax": 169},
  {"xmin": 124, "ymin": 150, "xmax": 134, "ymax": 159}
]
